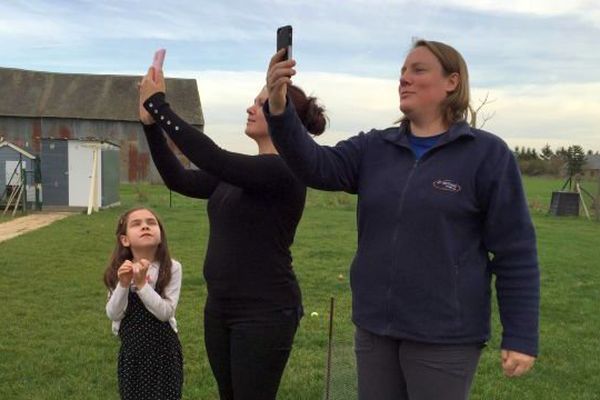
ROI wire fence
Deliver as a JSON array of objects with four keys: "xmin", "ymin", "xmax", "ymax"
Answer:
[{"xmin": 323, "ymin": 297, "xmax": 357, "ymax": 400}]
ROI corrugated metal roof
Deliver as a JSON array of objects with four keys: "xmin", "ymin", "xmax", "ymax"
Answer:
[{"xmin": 0, "ymin": 67, "xmax": 203, "ymax": 125}]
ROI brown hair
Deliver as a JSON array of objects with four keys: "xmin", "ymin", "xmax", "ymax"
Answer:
[
  {"xmin": 287, "ymin": 85, "xmax": 328, "ymax": 136},
  {"xmin": 401, "ymin": 39, "xmax": 470, "ymax": 126},
  {"xmin": 103, "ymin": 207, "xmax": 173, "ymax": 297}
]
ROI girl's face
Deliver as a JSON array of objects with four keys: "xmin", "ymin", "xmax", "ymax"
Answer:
[
  {"xmin": 399, "ymin": 46, "xmax": 458, "ymax": 120},
  {"xmin": 119, "ymin": 209, "xmax": 162, "ymax": 250},
  {"xmin": 245, "ymin": 87, "xmax": 269, "ymax": 139}
]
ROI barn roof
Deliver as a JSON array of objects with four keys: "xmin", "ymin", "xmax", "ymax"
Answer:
[{"xmin": 0, "ymin": 67, "xmax": 203, "ymax": 125}]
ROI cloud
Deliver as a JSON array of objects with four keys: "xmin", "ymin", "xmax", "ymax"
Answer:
[
  {"xmin": 430, "ymin": 0, "xmax": 600, "ymax": 23},
  {"xmin": 0, "ymin": 2, "xmax": 71, "ymax": 43},
  {"xmin": 346, "ymin": 0, "xmax": 600, "ymax": 23},
  {"xmin": 476, "ymin": 83, "xmax": 600, "ymax": 152},
  {"xmin": 3, "ymin": 0, "xmax": 600, "ymax": 88},
  {"xmin": 167, "ymin": 70, "xmax": 399, "ymax": 153},
  {"xmin": 1, "ymin": 1, "xmax": 598, "ymax": 154},
  {"xmin": 168, "ymin": 69, "xmax": 599, "ymax": 155}
]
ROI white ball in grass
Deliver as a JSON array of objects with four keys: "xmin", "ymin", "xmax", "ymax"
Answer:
[{"xmin": 310, "ymin": 312, "xmax": 319, "ymax": 317}]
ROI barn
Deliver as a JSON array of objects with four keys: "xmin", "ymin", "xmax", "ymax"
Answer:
[
  {"xmin": 583, "ymin": 154, "xmax": 600, "ymax": 179},
  {"xmin": 0, "ymin": 66, "xmax": 203, "ymax": 183}
]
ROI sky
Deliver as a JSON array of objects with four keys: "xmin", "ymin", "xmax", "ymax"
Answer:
[{"xmin": 1, "ymin": 0, "xmax": 599, "ymax": 154}]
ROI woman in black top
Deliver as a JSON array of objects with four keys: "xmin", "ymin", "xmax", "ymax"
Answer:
[{"xmin": 138, "ymin": 67, "xmax": 326, "ymax": 400}]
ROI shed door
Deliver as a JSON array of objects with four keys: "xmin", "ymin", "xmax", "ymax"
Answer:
[
  {"xmin": 68, "ymin": 142, "xmax": 101, "ymax": 207},
  {"xmin": 41, "ymin": 140, "xmax": 69, "ymax": 206},
  {"xmin": 5, "ymin": 161, "xmax": 21, "ymax": 185}
]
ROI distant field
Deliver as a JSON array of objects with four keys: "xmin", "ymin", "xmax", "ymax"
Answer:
[{"xmin": 1, "ymin": 177, "xmax": 599, "ymax": 399}]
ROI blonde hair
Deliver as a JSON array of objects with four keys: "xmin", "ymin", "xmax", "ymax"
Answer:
[{"xmin": 400, "ymin": 39, "xmax": 470, "ymax": 126}]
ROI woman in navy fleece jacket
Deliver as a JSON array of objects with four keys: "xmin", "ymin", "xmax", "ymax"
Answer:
[{"xmin": 264, "ymin": 39, "xmax": 540, "ymax": 400}]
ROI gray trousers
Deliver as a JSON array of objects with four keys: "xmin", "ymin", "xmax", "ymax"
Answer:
[{"xmin": 355, "ymin": 327, "xmax": 482, "ymax": 400}]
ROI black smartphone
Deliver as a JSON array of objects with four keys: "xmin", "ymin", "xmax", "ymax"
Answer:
[{"xmin": 277, "ymin": 25, "xmax": 293, "ymax": 60}]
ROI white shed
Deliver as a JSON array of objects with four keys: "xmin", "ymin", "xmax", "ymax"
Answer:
[{"xmin": 41, "ymin": 138, "xmax": 120, "ymax": 210}]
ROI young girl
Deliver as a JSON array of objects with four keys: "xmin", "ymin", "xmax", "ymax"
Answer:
[{"xmin": 104, "ymin": 207, "xmax": 183, "ymax": 400}]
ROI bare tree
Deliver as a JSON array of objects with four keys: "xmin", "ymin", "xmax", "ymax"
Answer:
[{"xmin": 468, "ymin": 92, "xmax": 496, "ymax": 129}]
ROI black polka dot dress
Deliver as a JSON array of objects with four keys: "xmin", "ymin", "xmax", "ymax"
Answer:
[{"xmin": 118, "ymin": 289, "xmax": 183, "ymax": 400}]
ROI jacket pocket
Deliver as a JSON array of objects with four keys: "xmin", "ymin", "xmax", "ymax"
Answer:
[
  {"xmin": 452, "ymin": 263, "xmax": 462, "ymax": 325},
  {"xmin": 354, "ymin": 326, "xmax": 375, "ymax": 353}
]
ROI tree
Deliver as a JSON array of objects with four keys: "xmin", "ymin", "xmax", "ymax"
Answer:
[
  {"xmin": 468, "ymin": 92, "xmax": 496, "ymax": 129},
  {"xmin": 517, "ymin": 147, "xmax": 539, "ymax": 161},
  {"xmin": 556, "ymin": 146, "xmax": 568, "ymax": 158},
  {"xmin": 541, "ymin": 144, "xmax": 553, "ymax": 160},
  {"xmin": 565, "ymin": 145, "xmax": 586, "ymax": 177}
]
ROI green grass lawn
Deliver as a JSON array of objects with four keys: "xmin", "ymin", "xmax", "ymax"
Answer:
[{"xmin": 1, "ymin": 177, "xmax": 599, "ymax": 399}]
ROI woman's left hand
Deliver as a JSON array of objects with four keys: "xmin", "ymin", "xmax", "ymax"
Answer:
[
  {"xmin": 501, "ymin": 349, "xmax": 536, "ymax": 377},
  {"xmin": 139, "ymin": 67, "xmax": 166, "ymax": 125}
]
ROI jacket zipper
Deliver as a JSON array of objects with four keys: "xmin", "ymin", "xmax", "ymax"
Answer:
[{"xmin": 385, "ymin": 157, "xmax": 420, "ymax": 334}]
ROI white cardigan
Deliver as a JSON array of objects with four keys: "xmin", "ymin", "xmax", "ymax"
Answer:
[{"xmin": 106, "ymin": 259, "xmax": 182, "ymax": 335}]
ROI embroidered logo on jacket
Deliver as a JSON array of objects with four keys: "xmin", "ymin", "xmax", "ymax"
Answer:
[{"xmin": 432, "ymin": 179, "xmax": 462, "ymax": 193}]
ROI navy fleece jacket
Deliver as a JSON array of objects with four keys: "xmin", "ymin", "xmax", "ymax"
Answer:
[{"xmin": 264, "ymin": 99, "xmax": 540, "ymax": 356}]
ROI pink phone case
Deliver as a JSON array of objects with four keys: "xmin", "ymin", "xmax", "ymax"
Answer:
[{"xmin": 153, "ymin": 49, "xmax": 166, "ymax": 70}]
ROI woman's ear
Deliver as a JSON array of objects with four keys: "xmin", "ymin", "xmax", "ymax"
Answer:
[{"xmin": 446, "ymin": 72, "xmax": 459, "ymax": 93}]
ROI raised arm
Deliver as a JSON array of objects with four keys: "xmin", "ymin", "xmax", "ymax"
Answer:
[
  {"xmin": 264, "ymin": 50, "xmax": 364, "ymax": 193},
  {"xmin": 139, "ymin": 67, "xmax": 298, "ymax": 193},
  {"xmin": 264, "ymin": 97, "xmax": 364, "ymax": 193},
  {"xmin": 144, "ymin": 123, "xmax": 218, "ymax": 199},
  {"xmin": 143, "ymin": 93, "xmax": 298, "ymax": 193}
]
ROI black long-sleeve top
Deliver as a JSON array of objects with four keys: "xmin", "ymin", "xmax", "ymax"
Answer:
[{"xmin": 143, "ymin": 92, "xmax": 305, "ymax": 316}]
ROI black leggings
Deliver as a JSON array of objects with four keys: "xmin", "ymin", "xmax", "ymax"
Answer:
[{"xmin": 204, "ymin": 307, "xmax": 300, "ymax": 400}]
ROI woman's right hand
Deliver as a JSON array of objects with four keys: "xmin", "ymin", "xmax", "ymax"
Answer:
[
  {"xmin": 139, "ymin": 99, "xmax": 154, "ymax": 125},
  {"xmin": 139, "ymin": 67, "xmax": 166, "ymax": 125},
  {"xmin": 117, "ymin": 260, "xmax": 134, "ymax": 287},
  {"xmin": 266, "ymin": 49, "xmax": 296, "ymax": 115}
]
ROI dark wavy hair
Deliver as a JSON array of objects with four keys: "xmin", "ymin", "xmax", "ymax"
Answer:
[
  {"xmin": 103, "ymin": 207, "xmax": 172, "ymax": 297},
  {"xmin": 287, "ymin": 84, "xmax": 328, "ymax": 136}
]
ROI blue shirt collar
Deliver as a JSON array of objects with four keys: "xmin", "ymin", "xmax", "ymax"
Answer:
[{"xmin": 383, "ymin": 120, "xmax": 475, "ymax": 149}]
